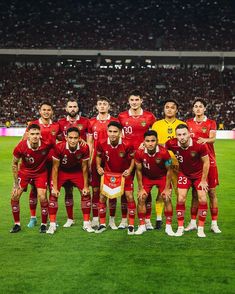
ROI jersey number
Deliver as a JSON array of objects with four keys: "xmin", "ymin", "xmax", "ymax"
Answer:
[
  {"xmin": 123, "ymin": 126, "xmax": 133, "ymax": 134},
  {"xmin": 178, "ymin": 176, "xmax": 188, "ymax": 185}
]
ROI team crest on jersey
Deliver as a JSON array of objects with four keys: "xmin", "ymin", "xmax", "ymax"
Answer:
[
  {"xmin": 167, "ymin": 127, "xmax": 173, "ymax": 134},
  {"xmin": 77, "ymin": 124, "xmax": 83, "ymax": 130},
  {"xmin": 155, "ymin": 158, "xmax": 161, "ymax": 164},
  {"xmin": 141, "ymin": 121, "xmax": 146, "ymax": 127},
  {"xmin": 51, "ymin": 130, "xmax": 56, "ymax": 135},
  {"xmin": 76, "ymin": 154, "xmax": 82, "ymax": 160},
  {"xmin": 41, "ymin": 151, "xmax": 46, "ymax": 155},
  {"xmin": 110, "ymin": 176, "xmax": 116, "ymax": 183},
  {"xmin": 202, "ymin": 127, "xmax": 207, "ymax": 133},
  {"xmin": 119, "ymin": 152, "xmax": 125, "ymax": 158},
  {"xmin": 190, "ymin": 151, "xmax": 197, "ymax": 157},
  {"xmin": 125, "ymin": 122, "xmax": 129, "ymax": 125}
]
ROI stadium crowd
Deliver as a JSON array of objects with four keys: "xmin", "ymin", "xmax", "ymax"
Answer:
[
  {"xmin": 0, "ymin": 63, "xmax": 234, "ymax": 129},
  {"xmin": 0, "ymin": 0, "xmax": 234, "ymax": 51}
]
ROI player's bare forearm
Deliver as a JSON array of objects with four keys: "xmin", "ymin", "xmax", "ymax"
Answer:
[
  {"xmin": 165, "ymin": 166, "xmax": 173, "ymax": 190},
  {"xmin": 82, "ymin": 160, "xmax": 89, "ymax": 188},
  {"xmin": 87, "ymin": 135, "xmax": 94, "ymax": 160},
  {"xmin": 52, "ymin": 159, "xmax": 59, "ymax": 193},
  {"xmin": 128, "ymin": 159, "xmax": 135, "ymax": 174},
  {"xmin": 96, "ymin": 155, "xmax": 104, "ymax": 175},
  {"xmin": 12, "ymin": 157, "xmax": 19, "ymax": 186},
  {"xmin": 201, "ymin": 155, "xmax": 210, "ymax": 182},
  {"xmin": 135, "ymin": 163, "xmax": 143, "ymax": 190}
]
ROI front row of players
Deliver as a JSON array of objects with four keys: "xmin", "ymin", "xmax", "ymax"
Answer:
[{"xmin": 11, "ymin": 121, "xmax": 213, "ymax": 237}]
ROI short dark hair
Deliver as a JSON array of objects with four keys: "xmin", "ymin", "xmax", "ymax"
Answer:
[
  {"xmin": 39, "ymin": 101, "xmax": 53, "ymax": 109},
  {"xmin": 108, "ymin": 121, "xmax": 122, "ymax": 130},
  {"xmin": 129, "ymin": 89, "xmax": 142, "ymax": 98},
  {"xmin": 97, "ymin": 96, "xmax": 111, "ymax": 104},
  {"xmin": 27, "ymin": 124, "xmax": 40, "ymax": 131},
  {"xmin": 66, "ymin": 127, "xmax": 80, "ymax": 136},
  {"xmin": 66, "ymin": 99, "xmax": 78, "ymax": 106},
  {"xmin": 163, "ymin": 99, "xmax": 179, "ymax": 109},
  {"xmin": 193, "ymin": 97, "xmax": 207, "ymax": 107},
  {"xmin": 144, "ymin": 130, "xmax": 158, "ymax": 139},
  {"xmin": 176, "ymin": 124, "xmax": 189, "ymax": 131}
]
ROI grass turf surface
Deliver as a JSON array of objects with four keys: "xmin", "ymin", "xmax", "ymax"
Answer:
[{"xmin": 0, "ymin": 137, "xmax": 235, "ymax": 294}]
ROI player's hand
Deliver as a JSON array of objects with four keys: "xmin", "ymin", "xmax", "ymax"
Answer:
[
  {"xmin": 138, "ymin": 142, "xmax": 145, "ymax": 150},
  {"xmin": 79, "ymin": 139, "xmax": 87, "ymax": 146},
  {"xmin": 97, "ymin": 166, "xmax": 104, "ymax": 175},
  {"xmin": 137, "ymin": 188, "xmax": 148, "ymax": 200},
  {"xmin": 197, "ymin": 137, "xmax": 207, "ymax": 144},
  {"xmin": 82, "ymin": 187, "xmax": 90, "ymax": 195},
  {"xmin": 11, "ymin": 184, "xmax": 20, "ymax": 198},
  {"xmin": 51, "ymin": 187, "xmax": 60, "ymax": 197},
  {"xmin": 161, "ymin": 188, "xmax": 172, "ymax": 201},
  {"xmin": 198, "ymin": 181, "xmax": 209, "ymax": 192},
  {"xmin": 122, "ymin": 169, "xmax": 131, "ymax": 177}
]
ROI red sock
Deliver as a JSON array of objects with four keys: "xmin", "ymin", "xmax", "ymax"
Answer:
[
  {"xmin": 145, "ymin": 193, "xmax": 152, "ymax": 220},
  {"xmin": 48, "ymin": 195, "xmax": 58, "ymax": 222},
  {"xmin": 138, "ymin": 212, "xmax": 146, "ymax": 225},
  {"xmin": 40, "ymin": 200, "xmax": 48, "ymax": 224},
  {"xmin": 81, "ymin": 195, "xmax": 91, "ymax": 221},
  {"xmin": 164, "ymin": 210, "xmax": 173, "ymax": 225},
  {"xmin": 92, "ymin": 189, "xmax": 100, "ymax": 218},
  {"xmin": 11, "ymin": 199, "xmax": 20, "ymax": 223},
  {"xmin": 176, "ymin": 202, "xmax": 185, "ymax": 227},
  {"xmin": 109, "ymin": 198, "xmax": 117, "ymax": 217},
  {"xmin": 210, "ymin": 207, "xmax": 218, "ymax": 221},
  {"xmin": 29, "ymin": 188, "xmax": 37, "ymax": 217},
  {"xmin": 128, "ymin": 201, "xmax": 136, "ymax": 226},
  {"xmin": 65, "ymin": 196, "xmax": 74, "ymax": 220},
  {"xmin": 121, "ymin": 194, "xmax": 128, "ymax": 218},
  {"xmin": 98, "ymin": 201, "xmax": 106, "ymax": 224},
  {"xmin": 191, "ymin": 206, "xmax": 198, "ymax": 220},
  {"xmin": 198, "ymin": 202, "xmax": 208, "ymax": 227}
]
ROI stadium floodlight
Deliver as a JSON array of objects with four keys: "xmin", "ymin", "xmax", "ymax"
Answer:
[
  {"xmin": 125, "ymin": 59, "xmax": 132, "ymax": 63},
  {"xmin": 145, "ymin": 59, "xmax": 152, "ymax": 63},
  {"xmin": 105, "ymin": 59, "xmax": 112, "ymax": 63}
]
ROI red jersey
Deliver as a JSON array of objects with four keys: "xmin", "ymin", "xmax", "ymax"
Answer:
[
  {"xmin": 52, "ymin": 141, "xmax": 89, "ymax": 172},
  {"xmin": 118, "ymin": 109, "xmax": 156, "ymax": 150},
  {"xmin": 57, "ymin": 115, "xmax": 91, "ymax": 141},
  {"xmin": 96, "ymin": 139, "xmax": 134, "ymax": 173},
  {"xmin": 135, "ymin": 146, "xmax": 171, "ymax": 179},
  {"xmin": 165, "ymin": 138, "xmax": 208, "ymax": 179},
  {"xmin": 187, "ymin": 117, "xmax": 217, "ymax": 166},
  {"xmin": 29, "ymin": 119, "xmax": 60, "ymax": 144},
  {"xmin": 13, "ymin": 139, "xmax": 54, "ymax": 177},
  {"xmin": 89, "ymin": 115, "xmax": 118, "ymax": 150}
]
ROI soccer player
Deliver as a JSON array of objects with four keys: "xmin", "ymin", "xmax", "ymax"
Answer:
[
  {"xmin": 57, "ymin": 99, "xmax": 91, "ymax": 227},
  {"xmin": 47, "ymin": 127, "xmax": 94, "ymax": 234},
  {"xmin": 26, "ymin": 101, "xmax": 60, "ymax": 228},
  {"xmin": 87, "ymin": 97, "xmax": 119, "ymax": 229},
  {"xmin": 165, "ymin": 124, "xmax": 210, "ymax": 238},
  {"xmin": 151, "ymin": 99, "xmax": 185, "ymax": 229},
  {"xmin": 95, "ymin": 121, "xmax": 136, "ymax": 235},
  {"xmin": 186, "ymin": 98, "xmax": 221, "ymax": 233},
  {"xmin": 11, "ymin": 124, "xmax": 53, "ymax": 233},
  {"xmin": 118, "ymin": 90, "xmax": 156, "ymax": 229},
  {"xmin": 134, "ymin": 130, "xmax": 175, "ymax": 236}
]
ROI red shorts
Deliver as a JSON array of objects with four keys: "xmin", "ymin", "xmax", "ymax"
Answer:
[
  {"xmin": 58, "ymin": 170, "xmax": 84, "ymax": 191},
  {"xmin": 124, "ymin": 175, "xmax": 134, "ymax": 192},
  {"xmin": 142, "ymin": 176, "xmax": 167, "ymax": 194},
  {"xmin": 177, "ymin": 172, "xmax": 205, "ymax": 191},
  {"xmin": 90, "ymin": 160, "xmax": 101, "ymax": 188},
  {"xmin": 208, "ymin": 165, "xmax": 219, "ymax": 189},
  {"xmin": 18, "ymin": 170, "xmax": 48, "ymax": 190}
]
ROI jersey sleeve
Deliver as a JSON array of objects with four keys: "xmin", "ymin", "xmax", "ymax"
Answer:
[
  {"xmin": 134, "ymin": 150, "xmax": 142, "ymax": 164},
  {"xmin": 96, "ymin": 142, "xmax": 103, "ymax": 157},
  {"xmin": 200, "ymin": 143, "xmax": 209, "ymax": 158},
  {"xmin": 210, "ymin": 120, "xmax": 217, "ymax": 132},
  {"xmin": 52, "ymin": 144, "xmax": 61, "ymax": 161},
  {"xmin": 13, "ymin": 143, "xmax": 22, "ymax": 159},
  {"xmin": 82, "ymin": 145, "xmax": 90, "ymax": 161}
]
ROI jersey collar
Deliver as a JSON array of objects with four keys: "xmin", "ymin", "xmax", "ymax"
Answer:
[
  {"xmin": 193, "ymin": 115, "xmax": 207, "ymax": 122},
  {"xmin": 128, "ymin": 108, "xmax": 143, "ymax": 117},
  {"xmin": 66, "ymin": 115, "xmax": 80, "ymax": 121},
  {"xmin": 178, "ymin": 138, "xmax": 193, "ymax": 149},
  {"xmin": 144, "ymin": 145, "xmax": 159, "ymax": 156},
  {"xmin": 27, "ymin": 139, "xmax": 41, "ymax": 150},
  {"xmin": 96, "ymin": 114, "xmax": 111, "ymax": 121},
  {"xmin": 39, "ymin": 118, "xmax": 52, "ymax": 126},
  {"xmin": 107, "ymin": 137, "xmax": 122, "ymax": 147},
  {"xmin": 66, "ymin": 142, "xmax": 80, "ymax": 152}
]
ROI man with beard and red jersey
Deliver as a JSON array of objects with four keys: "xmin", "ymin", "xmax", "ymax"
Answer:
[
  {"xmin": 47, "ymin": 127, "xmax": 94, "ymax": 234},
  {"xmin": 118, "ymin": 90, "xmax": 156, "ymax": 230},
  {"xmin": 185, "ymin": 98, "xmax": 221, "ymax": 234},
  {"xmin": 11, "ymin": 124, "xmax": 54, "ymax": 233},
  {"xmin": 165, "ymin": 124, "xmax": 210, "ymax": 238},
  {"xmin": 26, "ymin": 101, "xmax": 60, "ymax": 229},
  {"xmin": 95, "ymin": 121, "xmax": 136, "ymax": 235},
  {"xmin": 87, "ymin": 97, "xmax": 119, "ymax": 230},
  {"xmin": 57, "ymin": 99, "xmax": 91, "ymax": 228}
]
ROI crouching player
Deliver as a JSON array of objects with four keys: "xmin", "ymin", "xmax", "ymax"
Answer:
[
  {"xmin": 95, "ymin": 121, "xmax": 136, "ymax": 235},
  {"xmin": 166, "ymin": 124, "xmax": 209, "ymax": 238},
  {"xmin": 134, "ymin": 130, "xmax": 174, "ymax": 236},
  {"xmin": 11, "ymin": 124, "xmax": 54, "ymax": 233},
  {"xmin": 47, "ymin": 127, "xmax": 94, "ymax": 234}
]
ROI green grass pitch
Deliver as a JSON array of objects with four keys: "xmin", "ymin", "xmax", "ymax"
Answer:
[{"xmin": 0, "ymin": 137, "xmax": 235, "ymax": 294}]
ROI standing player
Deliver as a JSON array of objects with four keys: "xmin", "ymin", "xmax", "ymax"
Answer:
[
  {"xmin": 10, "ymin": 124, "xmax": 53, "ymax": 233},
  {"xmin": 95, "ymin": 121, "xmax": 136, "ymax": 235},
  {"xmin": 118, "ymin": 90, "xmax": 156, "ymax": 229},
  {"xmin": 26, "ymin": 101, "xmax": 60, "ymax": 228},
  {"xmin": 57, "ymin": 99, "xmax": 91, "ymax": 227},
  {"xmin": 166, "ymin": 124, "xmax": 210, "ymax": 238},
  {"xmin": 134, "ymin": 130, "xmax": 175, "ymax": 236},
  {"xmin": 87, "ymin": 97, "xmax": 119, "ymax": 229},
  {"xmin": 151, "ymin": 99, "xmax": 185, "ymax": 229},
  {"xmin": 186, "ymin": 98, "xmax": 221, "ymax": 233},
  {"xmin": 47, "ymin": 127, "xmax": 94, "ymax": 234}
]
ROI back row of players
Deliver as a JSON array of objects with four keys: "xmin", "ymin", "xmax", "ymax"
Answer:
[{"xmin": 11, "ymin": 90, "xmax": 221, "ymax": 237}]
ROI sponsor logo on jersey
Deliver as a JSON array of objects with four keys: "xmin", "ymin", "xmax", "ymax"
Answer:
[
  {"xmin": 77, "ymin": 124, "xmax": 83, "ymax": 130},
  {"xmin": 141, "ymin": 121, "xmax": 146, "ymax": 127},
  {"xmin": 119, "ymin": 152, "xmax": 125, "ymax": 157},
  {"xmin": 190, "ymin": 151, "xmax": 197, "ymax": 157},
  {"xmin": 110, "ymin": 176, "xmax": 116, "ymax": 183},
  {"xmin": 155, "ymin": 158, "xmax": 161, "ymax": 164},
  {"xmin": 168, "ymin": 127, "xmax": 173, "ymax": 134},
  {"xmin": 202, "ymin": 127, "xmax": 207, "ymax": 133}
]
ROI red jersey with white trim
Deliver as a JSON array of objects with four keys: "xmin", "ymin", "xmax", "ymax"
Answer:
[
  {"xmin": 29, "ymin": 119, "xmax": 59, "ymax": 144},
  {"xmin": 13, "ymin": 139, "xmax": 54, "ymax": 177},
  {"xmin": 89, "ymin": 115, "xmax": 118, "ymax": 150},
  {"xmin": 118, "ymin": 109, "xmax": 156, "ymax": 150},
  {"xmin": 58, "ymin": 115, "xmax": 90, "ymax": 141},
  {"xmin": 52, "ymin": 141, "xmax": 89, "ymax": 172},
  {"xmin": 187, "ymin": 117, "xmax": 216, "ymax": 166},
  {"xmin": 96, "ymin": 139, "xmax": 134, "ymax": 173},
  {"xmin": 135, "ymin": 146, "xmax": 171, "ymax": 179},
  {"xmin": 165, "ymin": 138, "xmax": 208, "ymax": 179}
]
